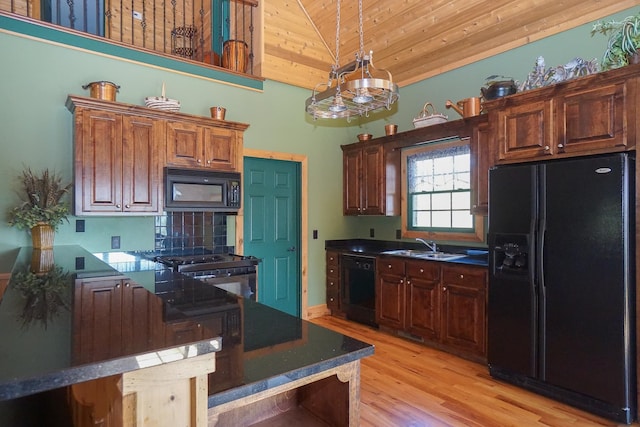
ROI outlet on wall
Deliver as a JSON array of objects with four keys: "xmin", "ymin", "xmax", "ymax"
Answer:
[
  {"xmin": 111, "ymin": 236, "xmax": 121, "ymax": 249},
  {"xmin": 369, "ymin": 228, "xmax": 375, "ymax": 238}
]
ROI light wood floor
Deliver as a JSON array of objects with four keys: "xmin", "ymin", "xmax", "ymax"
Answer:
[{"xmin": 311, "ymin": 315, "xmax": 639, "ymax": 427}]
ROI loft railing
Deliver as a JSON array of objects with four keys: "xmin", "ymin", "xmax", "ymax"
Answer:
[{"xmin": 1, "ymin": 0, "xmax": 256, "ymax": 75}]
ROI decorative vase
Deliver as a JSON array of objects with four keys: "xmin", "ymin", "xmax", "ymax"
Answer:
[{"xmin": 31, "ymin": 223, "xmax": 54, "ymax": 249}]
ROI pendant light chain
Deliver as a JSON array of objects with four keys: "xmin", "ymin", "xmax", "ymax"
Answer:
[
  {"xmin": 358, "ymin": 0, "xmax": 364, "ymax": 57},
  {"xmin": 334, "ymin": 0, "xmax": 341, "ymax": 72}
]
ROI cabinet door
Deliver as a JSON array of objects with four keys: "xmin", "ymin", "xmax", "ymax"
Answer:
[
  {"xmin": 203, "ymin": 127, "xmax": 238, "ymax": 171},
  {"xmin": 376, "ymin": 257, "xmax": 405, "ymax": 329},
  {"xmin": 497, "ymin": 99, "xmax": 554, "ymax": 161},
  {"xmin": 166, "ymin": 121, "xmax": 203, "ymax": 168},
  {"xmin": 343, "ymin": 146, "xmax": 362, "ymax": 215},
  {"xmin": 470, "ymin": 121, "xmax": 492, "ymax": 215},
  {"xmin": 405, "ymin": 260, "xmax": 440, "ymax": 339},
  {"xmin": 440, "ymin": 266, "xmax": 487, "ymax": 357},
  {"xmin": 76, "ymin": 109, "xmax": 123, "ymax": 214},
  {"xmin": 557, "ymin": 82, "xmax": 631, "ymax": 154},
  {"xmin": 73, "ymin": 278, "xmax": 125, "ymax": 364},
  {"xmin": 361, "ymin": 144, "xmax": 385, "ymax": 215},
  {"xmin": 121, "ymin": 115, "xmax": 162, "ymax": 213}
]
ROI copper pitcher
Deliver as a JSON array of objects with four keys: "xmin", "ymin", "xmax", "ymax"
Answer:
[{"xmin": 445, "ymin": 97, "xmax": 481, "ymax": 118}]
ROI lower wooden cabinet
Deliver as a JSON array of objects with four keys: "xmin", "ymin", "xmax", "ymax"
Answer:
[
  {"xmin": 376, "ymin": 256, "xmax": 487, "ymax": 361},
  {"xmin": 326, "ymin": 251, "xmax": 342, "ymax": 315}
]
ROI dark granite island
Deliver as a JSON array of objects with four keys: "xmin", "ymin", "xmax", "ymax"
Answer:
[{"xmin": 0, "ymin": 246, "xmax": 374, "ymax": 426}]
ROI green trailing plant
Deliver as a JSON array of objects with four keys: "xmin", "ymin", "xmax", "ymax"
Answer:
[
  {"xmin": 7, "ymin": 168, "xmax": 72, "ymax": 231},
  {"xmin": 591, "ymin": 12, "xmax": 640, "ymax": 70},
  {"xmin": 12, "ymin": 266, "xmax": 71, "ymax": 329}
]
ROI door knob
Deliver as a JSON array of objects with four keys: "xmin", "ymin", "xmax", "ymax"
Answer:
[{"xmin": 287, "ymin": 246, "xmax": 296, "ymax": 252}]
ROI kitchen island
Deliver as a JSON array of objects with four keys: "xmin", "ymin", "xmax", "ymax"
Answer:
[{"xmin": 0, "ymin": 246, "xmax": 374, "ymax": 426}]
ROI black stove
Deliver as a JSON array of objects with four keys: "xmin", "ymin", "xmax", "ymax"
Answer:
[{"xmin": 154, "ymin": 253, "xmax": 260, "ymax": 273}]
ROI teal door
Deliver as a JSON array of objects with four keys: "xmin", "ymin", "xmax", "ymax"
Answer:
[{"xmin": 243, "ymin": 157, "xmax": 301, "ymax": 316}]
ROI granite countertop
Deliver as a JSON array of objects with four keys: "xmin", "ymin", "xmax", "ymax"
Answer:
[
  {"xmin": 0, "ymin": 245, "xmax": 374, "ymax": 404},
  {"xmin": 325, "ymin": 238, "xmax": 489, "ymax": 266}
]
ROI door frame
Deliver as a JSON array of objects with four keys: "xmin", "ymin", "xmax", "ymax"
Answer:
[{"xmin": 235, "ymin": 148, "xmax": 309, "ymax": 319}]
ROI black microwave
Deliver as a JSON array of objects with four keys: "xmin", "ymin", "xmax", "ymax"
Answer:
[{"xmin": 164, "ymin": 167, "xmax": 241, "ymax": 213}]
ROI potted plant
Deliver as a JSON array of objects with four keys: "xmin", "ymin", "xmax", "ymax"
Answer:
[
  {"xmin": 7, "ymin": 168, "xmax": 72, "ymax": 249},
  {"xmin": 591, "ymin": 11, "xmax": 640, "ymax": 70}
]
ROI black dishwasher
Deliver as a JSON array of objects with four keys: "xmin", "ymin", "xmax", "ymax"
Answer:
[{"xmin": 341, "ymin": 254, "xmax": 377, "ymax": 327}]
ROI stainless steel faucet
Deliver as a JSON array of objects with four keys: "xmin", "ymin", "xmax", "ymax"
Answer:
[{"xmin": 416, "ymin": 238, "xmax": 437, "ymax": 253}]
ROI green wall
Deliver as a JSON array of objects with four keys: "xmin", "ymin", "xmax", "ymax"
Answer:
[{"xmin": 0, "ymin": 6, "xmax": 635, "ymax": 308}]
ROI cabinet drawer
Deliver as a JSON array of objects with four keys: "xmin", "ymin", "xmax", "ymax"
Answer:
[
  {"xmin": 442, "ymin": 266, "xmax": 487, "ymax": 289},
  {"xmin": 406, "ymin": 260, "xmax": 439, "ymax": 280},
  {"xmin": 326, "ymin": 251, "xmax": 340, "ymax": 268},
  {"xmin": 377, "ymin": 256, "xmax": 406, "ymax": 276},
  {"xmin": 326, "ymin": 265, "xmax": 340, "ymax": 278}
]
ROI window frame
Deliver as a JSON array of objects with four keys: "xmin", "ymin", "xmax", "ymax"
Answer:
[{"xmin": 400, "ymin": 137, "xmax": 484, "ymax": 243}]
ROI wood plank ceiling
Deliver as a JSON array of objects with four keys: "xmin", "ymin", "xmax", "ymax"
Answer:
[{"xmin": 261, "ymin": 0, "xmax": 640, "ymax": 90}]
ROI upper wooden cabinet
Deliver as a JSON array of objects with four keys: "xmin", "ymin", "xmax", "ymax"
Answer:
[
  {"xmin": 166, "ymin": 120, "xmax": 240, "ymax": 171},
  {"xmin": 73, "ymin": 108, "xmax": 163, "ymax": 215},
  {"xmin": 67, "ymin": 95, "xmax": 249, "ymax": 215},
  {"xmin": 484, "ymin": 65, "xmax": 639, "ymax": 164},
  {"xmin": 341, "ymin": 141, "xmax": 400, "ymax": 216}
]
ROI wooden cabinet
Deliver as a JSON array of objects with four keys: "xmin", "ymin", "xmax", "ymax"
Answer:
[
  {"xmin": 74, "ymin": 109, "xmax": 163, "ymax": 215},
  {"xmin": 470, "ymin": 121, "xmax": 493, "ymax": 215},
  {"xmin": 67, "ymin": 95, "xmax": 249, "ymax": 216},
  {"xmin": 73, "ymin": 276, "xmax": 163, "ymax": 364},
  {"xmin": 326, "ymin": 251, "xmax": 342, "ymax": 315},
  {"xmin": 440, "ymin": 264, "xmax": 486, "ymax": 358},
  {"xmin": 485, "ymin": 67, "xmax": 637, "ymax": 164},
  {"xmin": 405, "ymin": 260, "xmax": 441, "ymax": 340},
  {"xmin": 376, "ymin": 257, "xmax": 488, "ymax": 361},
  {"xmin": 342, "ymin": 142, "xmax": 400, "ymax": 216},
  {"xmin": 166, "ymin": 121, "xmax": 239, "ymax": 171},
  {"xmin": 376, "ymin": 256, "xmax": 406, "ymax": 329}
]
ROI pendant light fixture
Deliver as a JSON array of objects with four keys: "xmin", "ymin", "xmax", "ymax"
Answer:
[{"xmin": 305, "ymin": 0, "xmax": 399, "ymax": 120}]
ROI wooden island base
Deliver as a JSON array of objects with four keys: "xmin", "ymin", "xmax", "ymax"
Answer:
[
  {"xmin": 69, "ymin": 352, "xmax": 216, "ymax": 427},
  {"xmin": 209, "ymin": 360, "xmax": 361, "ymax": 426}
]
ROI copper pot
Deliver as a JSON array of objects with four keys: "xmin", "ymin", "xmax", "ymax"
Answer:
[{"xmin": 82, "ymin": 81, "xmax": 120, "ymax": 101}]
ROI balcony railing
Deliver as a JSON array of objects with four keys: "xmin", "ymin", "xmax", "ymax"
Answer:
[{"xmin": 1, "ymin": 0, "xmax": 257, "ymax": 76}]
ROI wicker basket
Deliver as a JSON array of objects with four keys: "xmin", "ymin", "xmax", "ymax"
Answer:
[
  {"xmin": 413, "ymin": 102, "xmax": 448, "ymax": 128},
  {"xmin": 31, "ymin": 223, "xmax": 54, "ymax": 249}
]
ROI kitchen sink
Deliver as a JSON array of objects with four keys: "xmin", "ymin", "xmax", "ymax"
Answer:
[{"xmin": 381, "ymin": 249, "xmax": 466, "ymax": 261}]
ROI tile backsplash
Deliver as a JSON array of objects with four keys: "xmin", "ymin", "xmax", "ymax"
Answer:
[{"xmin": 154, "ymin": 212, "xmax": 233, "ymax": 253}]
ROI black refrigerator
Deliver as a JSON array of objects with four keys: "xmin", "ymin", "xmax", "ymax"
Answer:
[{"xmin": 487, "ymin": 152, "xmax": 636, "ymax": 423}]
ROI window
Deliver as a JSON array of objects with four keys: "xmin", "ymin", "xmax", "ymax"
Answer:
[{"xmin": 401, "ymin": 138, "xmax": 483, "ymax": 242}]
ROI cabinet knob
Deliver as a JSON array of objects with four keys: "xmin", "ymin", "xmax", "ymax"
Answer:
[
  {"xmin": 330, "ymin": 269, "xmax": 334, "ymax": 273},
  {"xmin": 116, "ymin": 204, "xmax": 121, "ymax": 209},
  {"xmin": 420, "ymin": 268, "xmax": 424, "ymax": 273},
  {"xmin": 459, "ymin": 274, "xmax": 464, "ymax": 279},
  {"xmin": 557, "ymin": 143, "xmax": 564, "ymax": 149},
  {"xmin": 330, "ymin": 297, "xmax": 334, "ymax": 302},
  {"xmin": 125, "ymin": 204, "xmax": 130, "ymax": 209},
  {"xmin": 544, "ymin": 146, "xmax": 550, "ymax": 151},
  {"xmin": 197, "ymin": 159, "xmax": 202, "ymax": 163},
  {"xmin": 407, "ymin": 280, "xmax": 411, "ymax": 285},
  {"xmin": 125, "ymin": 282, "xmax": 130, "ymax": 287},
  {"xmin": 207, "ymin": 160, "xmax": 212, "ymax": 164},
  {"xmin": 329, "ymin": 281, "xmax": 334, "ymax": 286},
  {"xmin": 442, "ymin": 286, "xmax": 447, "ymax": 291},
  {"xmin": 116, "ymin": 283, "xmax": 121, "ymax": 288},
  {"xmin": 388, "ymin": 264, "xmax": 392, "ymax": 269}
]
